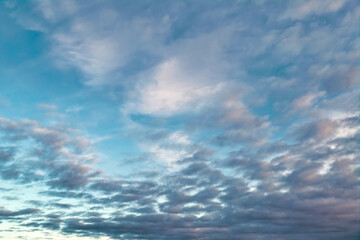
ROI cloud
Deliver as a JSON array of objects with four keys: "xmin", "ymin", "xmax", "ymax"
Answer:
[
  {"xmin": 0, "ymin": 116, "xmax": 99, "ymax": 189},
  {"xmin": 47, "ymin": 161, "xmax": 99, "ymax": 189},
  {"xmin": 32, "ymin": 1, "xmax": 171, "ymax": 86},
  {"xmin": 0, "ymin": 147, "xmax": 16, "ymax": 162},
  {"xmin": 126, "ymin": 22, "xmax": 235, "ymax": 117},
  {"xmin": 37, "ymin": 103, "xmax": 58, "ymax": 111},
  {"xmin": 0, "ymin": 208, "xmax": 40, "ymax": 218},
  {"xmin": 1, "ymin": 113, "xmax": 358, "ymax": 240},
  {"xmin": 291, "ymin": 119, "xmax": 337, "ymax": 142},
  {"xmin": 132, "ymin": 58, "xmax": 225, "ymax": 116},
  {"xmin": 292, "ymin": 91, "xmax": 324, "ymax": 109},
  {"xmin": 281, "ymin": 0, "xmax": 348, "ymax": 20}
]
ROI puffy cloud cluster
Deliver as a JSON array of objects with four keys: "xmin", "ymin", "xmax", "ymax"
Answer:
[
  {"xmin": 0, "ymin": 117, "xmax": 98, "ymax": 188},
  {"xmin": 0, "ymin": 111, "xmax": 358, "ymax": 239}
]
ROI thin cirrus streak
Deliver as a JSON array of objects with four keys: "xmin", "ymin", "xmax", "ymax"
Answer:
[{"xmin": 0, "ymin": 0, "xmax": 358, "ymax": 239}]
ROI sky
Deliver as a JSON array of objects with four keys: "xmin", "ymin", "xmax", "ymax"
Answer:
[{"xmin": 0, "ymin": 0, "xmax": 359, "ymax": 239}]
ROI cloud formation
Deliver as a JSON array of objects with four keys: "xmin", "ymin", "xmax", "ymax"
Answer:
[{"xmin": 0, "ymin": 0, "xmax": 358, "ymax": 239}]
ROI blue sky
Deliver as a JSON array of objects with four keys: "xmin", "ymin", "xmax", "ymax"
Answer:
[{"xmin": 0, "ymin": 0, "xmax": 359, "ymax": 239}]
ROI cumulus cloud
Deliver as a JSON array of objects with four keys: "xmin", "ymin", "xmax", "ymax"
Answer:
[
  {"xmin": 0, "ymin": 113, "xmax": 358, "ymax": 239},
  {"xmin": 132, "ymin": 58, "xmax": 225, "ymax": 116}
]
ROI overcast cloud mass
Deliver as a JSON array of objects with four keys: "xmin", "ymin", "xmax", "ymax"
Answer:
[{"xmin": 0, "ymin": 0, "xmax": 359, "ymax": 239}]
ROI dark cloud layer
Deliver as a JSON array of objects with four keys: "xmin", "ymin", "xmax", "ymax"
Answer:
[
  {"xmin": 0, "ymin": 112, "xmax": 358, "ymax": 239},
  {"xmin": 1, "ymin": 114, "xmax": 358, "ymax": 239}
]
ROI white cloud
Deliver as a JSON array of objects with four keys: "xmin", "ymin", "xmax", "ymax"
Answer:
[
  {"xmin": 140, "ymin": 130, "xmax": 193, "ymax": 168},
  {"xmin": 35, "ymin": 0, "xmax": 78, "ymax": 22},
  {"xmin": 37, "ymin": 103, "xmax": 58, "ymax": 111},
  {"xmin": 124, "ymin": 24, "xmax": 236, "ymax": 117},
  {"xmin": 292, "ymin": 92, "xmax": 325, "ymax": 110},
  {"xmin": 281, "ymin": 0, "xmax": 348, "ymax": 20},
  {"xmin": 65, "ymin": 105, "xmax": 83, "ymax": 113},
  {"xmin": 132, "ymin": 58, "xmax": 225, "ymax": 116},
  {"xmin": 41, "ymin": 5, "xmax": 170, "ymax": 86}
]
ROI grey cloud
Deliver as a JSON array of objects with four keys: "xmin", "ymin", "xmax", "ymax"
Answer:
[
  {"xmin": 40, "ymin": 190, "xmax": 92, "ymax": 199},
  {"xmin": 291, "ymin": 119, "xmax": 336, "ymax": 142},
  {"xmin": 0, "ymin": 147, "xmax": 15, "ymax": 162},
  {"xmin": 47, "ymin": 161, "xmax": 100, "ymax": 189},
  {"xmin": 89, "ymin": 179, "xmax": 124, "ymax": 193},
  {"xmin": 0, "ymin": 208, "xmax": 39, "ymax": 218},
  {"xmin": 50, "ymin": 202, "xmax": 73, "ymax": 209},
  {"xmin": 0, "ymin": 117, "xmax": 100, "ymax": 190},
  {"xmin": 3, "ymin": 120, "xmax": 359, "ymax": 240}
]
